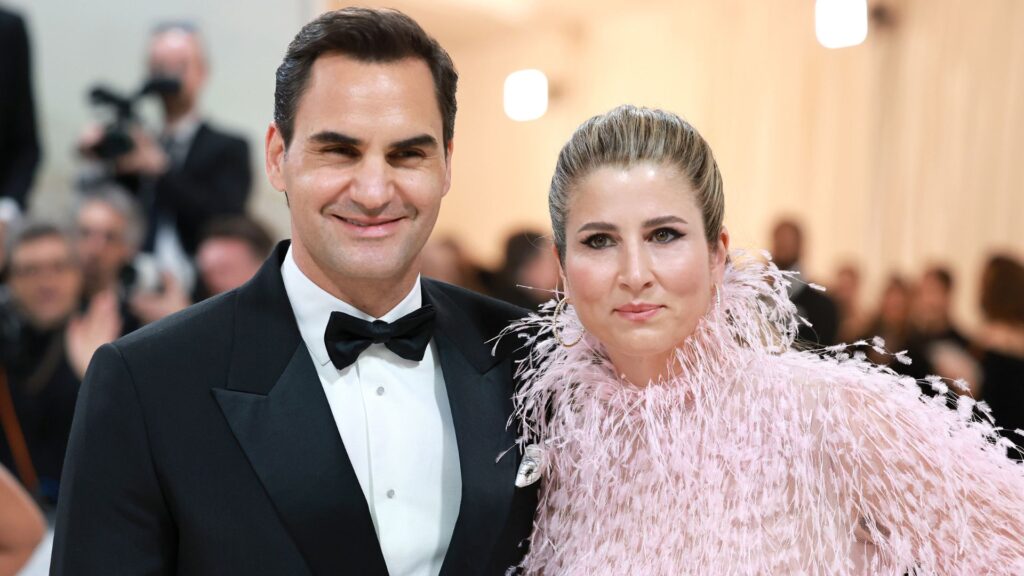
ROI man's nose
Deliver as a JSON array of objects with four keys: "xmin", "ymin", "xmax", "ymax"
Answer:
[{"xmin": 348, "ymin": 155, "xmax": 394, "ymax": 212}]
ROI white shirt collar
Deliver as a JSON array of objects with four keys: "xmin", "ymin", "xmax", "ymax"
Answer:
[
  {"xmin": 280, "ymin": 245, "xmax": 424, "ymax": 367},
  {"xmin": 163, "ymin": 112, "xmax": 201, "ymax": 145}
]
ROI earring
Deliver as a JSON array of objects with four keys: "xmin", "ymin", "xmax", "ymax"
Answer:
[
  {"xmin": 714, "ymin": 284, "xmax": 722, "ymax": 309},
  {"xmin": 552, "ymin": 297, "xmax": 584, "ymax": 348}
]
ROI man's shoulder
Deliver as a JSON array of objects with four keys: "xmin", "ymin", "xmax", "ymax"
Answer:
[
  {"xmin": 115, "ymin": 289, "xmax": 236, "ymax": 359},
  {"xmin": 425, "ymin": 278, "xmax": 529, "ymax": 324}
]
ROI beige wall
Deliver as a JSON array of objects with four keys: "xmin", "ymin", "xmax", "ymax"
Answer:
[{"xmin": 336, "ymin": 0, "xmax": 1024, "ymax": 330}]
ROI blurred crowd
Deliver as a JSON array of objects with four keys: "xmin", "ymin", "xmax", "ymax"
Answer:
[
  {"xmin": 770, "ymin": 219, "xmax": 1024, "ymax": 457},
  {"xmin": 0, "ymin": 6, "xmax": 1022, "ymax": 572}
]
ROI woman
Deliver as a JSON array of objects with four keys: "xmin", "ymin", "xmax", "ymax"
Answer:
[
  {"xmin": 506, "ymin": 105, "xmax": 1024, "ymax": 574},
  {"xmin": 0, "ymin": 465, "xmax": 45, "ymax": 575},
  {"xmin": 976, "ymin": 254, "xmax": 1024, "ymax": 457}
]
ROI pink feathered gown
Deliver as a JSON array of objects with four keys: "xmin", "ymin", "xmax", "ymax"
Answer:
[{"xmin": 505, "ymin": 252, "xmax": 1024, "ymax": 575}]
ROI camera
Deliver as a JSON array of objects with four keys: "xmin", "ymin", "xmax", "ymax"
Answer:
[{"xmin": 86, "ymin": 76, "xmax": 181, "ymax": 160}]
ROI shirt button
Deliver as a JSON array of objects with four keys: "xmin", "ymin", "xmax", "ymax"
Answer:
[
  {"xmin": 386, "ymin": 489, "xmax": 396, "ymax": 499},
  {"xmin": 376, "ymin": 386, "xmax": 385, "ymax": 396}
]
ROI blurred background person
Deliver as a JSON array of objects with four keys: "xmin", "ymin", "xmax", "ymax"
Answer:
[
  {"xmin": 193, "ymin": 215, "xmax": 273, "ymax": 299},
  {"xmin": 831, "ymin": 263, "xmax": 870, "ymax": 344},
  {"xmin": 0, "ymin": 222, "xmax": 119, "ymax": 508},
  {"xmin": 73, "ymin": 187, "xmax": 148, "ymax": 334},
  {"xmin": 912, "ymin": 265, "xmax": 969, "ymax": 348},
  {"xmin": 910, "ymin": 264, "xmax": 980, "ymax": 389},
  {"xmin": 975, "ymin": 254, "xmax": 1024, "ymax": 457},
  {"xmin": 77, "ymin": 21, "xmax": 251, "ymax": 294},
  {"xmin": 0, "ymin": 465, "xmax": 44, "ymax": 576},
  {"xmin": 771, "ymin": 218, "xmax": 839, "ymax": 346},
  {"xmin": 487, "ymin": 229, "xmax": 561, "ymax": 310},
  {"xmin": 0, "ymin": 7, "xmax": 41, "ymax": 217},
  {"xmin": 420, "ymin": 236, "xmax": 490, "ymax": 294},
  {"xmin": 858, "ymin": 275, "xmax": 931, "ymax": 380}
]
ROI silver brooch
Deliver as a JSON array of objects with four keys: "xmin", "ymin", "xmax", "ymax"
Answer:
[{"xmin": 515, "ymin": 444, "xmax": 546, "ymax": 488}]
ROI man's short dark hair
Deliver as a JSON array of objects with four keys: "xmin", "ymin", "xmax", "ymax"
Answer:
[
  {"xmin": 6, "ymin": 221, "xmax": 74, "ymax": 262},
  {"xmin": 274, "ymin": 7, "xmax": 458, "ymax": 150},
  {"xmin": 199, "ymin": 216, "xmax": 275, "ymax": 261},
  {"xmin": 923, "ymin": 265, "xmax": 954, "ymax": 293}
]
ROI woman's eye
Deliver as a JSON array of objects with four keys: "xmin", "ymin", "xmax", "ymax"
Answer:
[
  {"xmin": 583, "ymin": 234, "xmax": 614, "ymax": 249},
  {"xmin": 650, "ymin": 228, "xmax": 681, "ymax": 244}
]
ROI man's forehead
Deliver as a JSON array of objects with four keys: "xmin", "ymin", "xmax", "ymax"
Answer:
[
  {"xmin": 305, "ymin": 55, "xmax": 440, "ymax": 111},
  {"xmin": 15, "ymin": 237, "xmax": 71, "ymax": 259},
  {"xmin": 149, "ymin": 30, "xmax": 203, "ymax": 62}
]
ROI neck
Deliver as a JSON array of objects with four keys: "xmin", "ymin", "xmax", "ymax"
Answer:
[
  {"xmin": 607, "ymin": 349, "xmax": 679, "ymax": 387},
  {"xmin": 292, "ymin": 244, "xmax": 419, "ymax": 318},
  {"xmin": 163, "ymin": 103, "xmax": 196, "ymax": 130}
]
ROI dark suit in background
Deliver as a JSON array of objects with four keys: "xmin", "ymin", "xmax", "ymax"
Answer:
[
  {"xmin": 51, "ymin": 242, "xmax": 538, "ymax": 575},
  {"xmin": 0, "ymin": 8, "xmax": 41, "ymax": 209},
  {"xmin": 120, "ymin": 122, "xmax": 251, "ymax": 255},
  {"xmin": 792, "ymin": 283, "xmax": 840, "ymax": 347}
]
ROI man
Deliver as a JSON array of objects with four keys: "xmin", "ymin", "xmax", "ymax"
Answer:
[
  {"xmin": 195, "ymin": 215, "xmax": 275, "ymax": 299},
  {"xmin": 52, "ymin": 8, "xmax": 537, "ymax": 576},
  {"xmin": 0, "ymin": 224, "xmax": 118, "ymax": 506},
  {"xmin": 0, "ymin": 8, "xmax": 41, "ymax": 214},
  {"xmin": 771, "ymin": 219, "xmax": 839, "ymax": 346},
  {"xmin": 79, "ymin": 23, "xmax": 251, "ymax": 281},
  {"xmin": 913, "ymin": 265, "xmax": 969, "ymax": 348},
  {"xmin": 73, "ymin": 186, "xmax": 197, "ymax": 332},
  {"xmin": 74, "ymin": 189, "xmax": 144, "ymax": 297}
]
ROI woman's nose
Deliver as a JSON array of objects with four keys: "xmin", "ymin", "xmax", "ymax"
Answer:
[{"xmin": 618, "ymin": 243, "xmax": 655, "ymax": 292}]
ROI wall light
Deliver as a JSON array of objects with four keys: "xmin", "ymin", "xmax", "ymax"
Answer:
[
  {"xmin": 503, "ymin": 69, "xmax": 548, "ymax": 122},
  {"xmin": 815, "ymin": 0, "xmax": 868, "ymax": 49}
]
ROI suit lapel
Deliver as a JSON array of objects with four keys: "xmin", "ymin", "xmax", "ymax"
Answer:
[
  {"xmin": 424, "ymin": 281, "xmax": 520, "ymax": 576},
  {"xmin": 213, "ymin": 242, "xmax": 388, "ymax": 576}
]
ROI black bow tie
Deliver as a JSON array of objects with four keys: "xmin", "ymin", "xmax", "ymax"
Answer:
[{"xmin": 323, "ymin": 305, "xmax": 436, "ymax": 370}]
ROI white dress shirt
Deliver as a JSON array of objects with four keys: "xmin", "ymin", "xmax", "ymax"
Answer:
[{"xmin": 281, "ymin": 247, "xmax": 462, "ymax": 576}]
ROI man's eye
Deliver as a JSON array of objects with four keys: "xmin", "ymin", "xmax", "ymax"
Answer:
[
  {"xmin": 650, "ymin": 228, "xmax": 681, "ymax": 243},
  {"xmin": 583, "ymin": 234, "xmax": 614, "ymax": 249},
  {"xmin": 391, "ymin": 149, "xmax": 426, "ymax": 160},
  {"xmin": 327, "ymin": 147, "xmax": 359, "ymax": 157}
]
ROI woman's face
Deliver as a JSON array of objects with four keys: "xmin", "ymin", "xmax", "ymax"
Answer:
[{"xmin": 561, "ymin": 162, "xmax": 728, "ymax": 382}]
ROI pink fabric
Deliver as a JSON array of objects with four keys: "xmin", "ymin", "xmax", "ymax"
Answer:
[{"xmin": 504, "ymin": 252, "xmax": 1024, "ymax": 575}]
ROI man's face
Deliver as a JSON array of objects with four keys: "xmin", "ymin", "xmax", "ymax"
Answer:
[
  {"xmin": 266, "ymin": 54, "xmax": 451, "ymax": 289},
  {"xmin": 8, "ymin": 236, "xmax": 83, "ymax": 330},
  {"xmin": 197, "ymin": 237, "xmax": 263, "ymax": 296},
  {"xmin": 771, "ymin": 224, "xmax": 802, "ymax": 271},
  {"xmin": 148, "ymin": 29, "xmax": 206, "ymax": 114},
  {"xmin": 76, "ymin": 201, "xmax": 133, "ymax": 294}
]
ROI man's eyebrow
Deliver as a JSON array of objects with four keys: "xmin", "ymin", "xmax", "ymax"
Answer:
[
  {"xmin": 391, "ymin": 134, "xmax": 438, "ymax": 149},
  {"xmin": 308, "ymin": 131, "xmax": 361, "ymax": 147}
]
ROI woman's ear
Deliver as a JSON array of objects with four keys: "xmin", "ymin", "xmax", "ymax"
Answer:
[
  {"xmin": 712, "ymin": 227, "xmax": 730, "ymax": 282},
  {"xmin": 553, "ymin": 243, "xmax": 570, "ymax": 298}
]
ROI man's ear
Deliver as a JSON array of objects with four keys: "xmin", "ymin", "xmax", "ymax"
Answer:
[
  {"xmin": 265, "ymin": 122, "xmax": 287, "ymax": 194},
  {"xmin": 442, "ymin": 139, "xmax": 454, "ymax": 197}
]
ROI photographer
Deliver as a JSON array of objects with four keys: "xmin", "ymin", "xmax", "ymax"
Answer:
[{"xmin": 78, "ymin": 22, "xmax": 251, "ymax": 290}]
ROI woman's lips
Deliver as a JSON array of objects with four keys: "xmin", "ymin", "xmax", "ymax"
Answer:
[{"xmin": 614, "ymin": 303, "xmax": 664, "ymax": 322}]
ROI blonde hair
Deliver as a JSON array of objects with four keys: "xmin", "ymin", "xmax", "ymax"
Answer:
[{"xmin": 549, "ymin": 105, "xmax": 724, "ymax": 261}]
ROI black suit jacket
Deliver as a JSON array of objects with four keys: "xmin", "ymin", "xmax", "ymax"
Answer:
[
  {"xmin": 792, "ymin": 284, "xmax": 840, "ymax": 347},
  {"xmin": 123, "ymin": 122, "xmax": 251, "ymax": 255},
  {"xmin": 0, "ymin": 8, "xmax": 41, "ymax": 208},
  {"xmin": 52, "ymin": 242, "xmax": 538, "ymax": 575}
]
